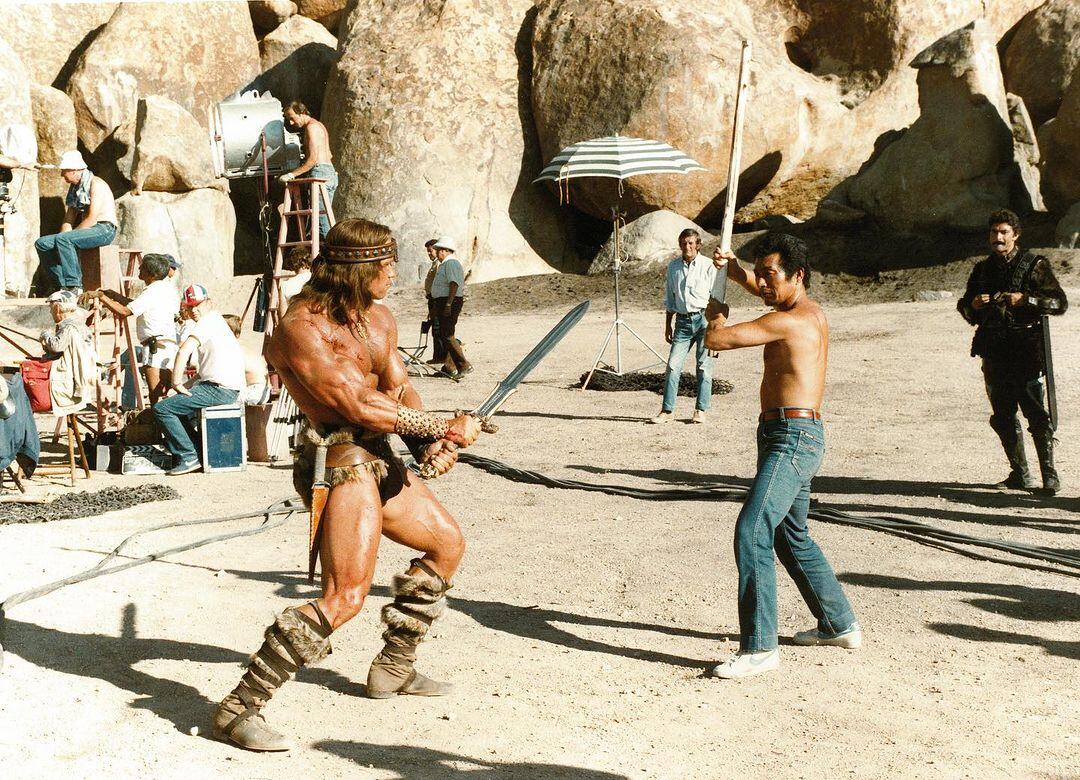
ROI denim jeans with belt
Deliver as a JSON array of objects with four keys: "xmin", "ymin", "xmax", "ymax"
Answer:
[
  {"xmin": 662, "ymin": 311, "xmax": 711, "ymax": 412},
  {"xmin": 734, "ymin": 417, "xmax": 856, "ymax": 651},
  {"xmin": 34, "ymin": 222, "xmax": 117, "ymax": 289},
  {"xmin": 153, "ymin": 381, "xmax": 240, "ymax": 464},
  {"xmin": 310, "ymin": 163, "xmax": 338, "ymax": 239}
]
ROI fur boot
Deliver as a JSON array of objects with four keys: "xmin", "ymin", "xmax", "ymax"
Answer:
[
  {"xmin": 366, "ymin": 559, "xmax": 452, "ymax": 698},
  {"xmin": 213, "ymin": 602, "xmax": 333, "ymax": 751}
]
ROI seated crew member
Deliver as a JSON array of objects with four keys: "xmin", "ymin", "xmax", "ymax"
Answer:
[
  {"xmin": 154, "ymin": 284, "xmax": 245, "ymax": 475},
  {"xmin": 223, "ymin": 313, "xmax": 271, "ymax": 405},
  {"xmin": 85, "ymin": 253, "xmax": 180, "ymax": 406},
  {"xmin": 279, "ymin": 101, "xmax": 336, "ymax": 239},
  {"xmin": 39, "ymin": 289, "xmax": 97, "ymax": 416},
  {"xmin": 34, "ymin": 151, "xmax": 117, "ymax": 295}
]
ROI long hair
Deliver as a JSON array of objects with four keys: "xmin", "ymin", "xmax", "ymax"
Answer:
[{"xmin": 292, "ymin": 218, "xmax": 393, "ymax": 326}]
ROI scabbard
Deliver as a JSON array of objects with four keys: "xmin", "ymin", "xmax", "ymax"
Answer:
[
  {"xmin": 1042, "ymin": 315, "xmax": 1058, "ymax": 430},
  {"xmin": 308, "ymin": 443, "xmax": 329, "ymax": 583}
]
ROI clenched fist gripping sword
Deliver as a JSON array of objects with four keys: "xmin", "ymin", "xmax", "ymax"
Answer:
[{"xmin": 416, "ymin": 299, "xmax": 592, "ymax": 478}]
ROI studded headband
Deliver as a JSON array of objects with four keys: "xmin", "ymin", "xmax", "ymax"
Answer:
[{"xmin": 320, "ymin": 239, "xmax": 397, "ymax": 264}]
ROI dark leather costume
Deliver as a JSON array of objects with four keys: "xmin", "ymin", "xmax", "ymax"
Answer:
[{"xmin": 958, "ymin": 248, "xmax": 1068, "ymax": 491}]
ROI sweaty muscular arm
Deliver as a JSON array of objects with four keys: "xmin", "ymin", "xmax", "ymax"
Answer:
[{"xmin": 705, "ymin": 310, "xmax": 790, "ymax": 352}]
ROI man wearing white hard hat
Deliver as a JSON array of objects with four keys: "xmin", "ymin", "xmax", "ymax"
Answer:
[
  {"xmin": 429, "ymin": 236, "xmax": 472, "ymax": 378},
  {"xmin": 34, "ymin": 150, "xmax": 117, "ymax": 296}
]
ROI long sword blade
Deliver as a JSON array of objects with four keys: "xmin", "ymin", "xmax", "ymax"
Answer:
[{"xmin": 474, "ymin": 300, "xmax": 591, "ymax": 418}]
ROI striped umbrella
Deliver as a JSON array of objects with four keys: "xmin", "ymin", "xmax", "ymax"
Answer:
[{"xmin": 534, "ymin": 135, "xmax": 704, "ymax": 185}]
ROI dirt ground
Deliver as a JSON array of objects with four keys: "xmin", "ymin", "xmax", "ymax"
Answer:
[{"xmin": 1, "ymin": 275, "xmax": 1078, "ymax": 778}]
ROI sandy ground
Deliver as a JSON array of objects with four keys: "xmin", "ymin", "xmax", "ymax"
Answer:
[{"xmin": 1, "ymin": 287, "xmax": 1078, "ymax": 779}]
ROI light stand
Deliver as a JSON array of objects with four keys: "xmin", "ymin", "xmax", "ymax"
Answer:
[{"xmin": 580, "ymin": 208, "xmax": 666, "ymax": 391}]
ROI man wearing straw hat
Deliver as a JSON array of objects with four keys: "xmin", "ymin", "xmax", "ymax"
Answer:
[
  {"xmin": 430, "ymin": 236, "xmax": 472, "ymax": 379},
  {"xmin": 34, "ymin": 150, "xmax": 117, "ymax": 295}
]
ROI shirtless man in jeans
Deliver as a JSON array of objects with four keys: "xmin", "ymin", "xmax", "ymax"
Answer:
[
  {"xmin": 704, "ymin": 232, "xmax": 860, "ymax": 679},
  {"xmin": 280, "ymin": 101, "xmax": 336, "ymax": 239}
]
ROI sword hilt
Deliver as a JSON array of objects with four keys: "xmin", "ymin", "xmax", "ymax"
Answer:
[{"xmin": 417, "ymin": 411, "xmax": 499, "ymax": 479}]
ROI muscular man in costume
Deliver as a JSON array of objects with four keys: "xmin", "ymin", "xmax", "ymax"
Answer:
[
  {"xmin": 704, "ymin": 233, "xmax": 859, "ymax": 679},
  {"xmin": 958, "ymin": 209, "xmax": 1068, "ymax": 495},
  {"xmin": 213, "ymin": 218, "xmax": 482, "ymax": 751}
]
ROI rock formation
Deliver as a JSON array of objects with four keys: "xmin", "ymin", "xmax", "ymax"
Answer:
[
  {"xmin": 1055, "ymin": 202, "xmax": 1080, "ymax": 249},
  {"xmin": 130, "ymin": 96, "xmax": 224, "ymax": 195},
  {"xmin": 29, "ymin": 85, "xmax": 77, "ymax": 231},
  {"xmin": 0, "ymin": 2, "xmax": 118, "ymax": 88},
  {"xmin": 1003, "ymin": 0, "xmax": 1080, "ymax": 127},
  {"xmin": 324, "ymin": 0, "xmax": 577, "ymax": 284},
  {"xmin": 296, "ymin": 0, "xmax": 348, "ymax": 31},
  {"xmin": 254, "ymin": 14, "xmax": 339, "ymax": 115},
  {"xmin": 1039, "ymin": 64, "xmax": 1080, "ymax": 213},
  {"xmin": 115, "ymin": 189, "xmax": 236, "ymax": 287},
  {"xmin": 250, "ymin": 0, "xmax": 298, "ymax": 36},
  {"xmin": 842, "ymin": 21, "xmax": 1041, "ymax": 231},
  {"xmin": 588, "ymin": 211, "xmax": 706, "ymax": 275},
  {"xmin": 0, "ymin": 38, "xmax": 40, "ymax": 296},
  {"xmin": 66, "ymin": 2, "xmax": 260, "ymax": 155}
]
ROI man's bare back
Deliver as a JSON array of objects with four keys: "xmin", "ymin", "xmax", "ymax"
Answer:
[{"xmin": 705, "ymin": 248, "xmax": 827, "ymax": 411}]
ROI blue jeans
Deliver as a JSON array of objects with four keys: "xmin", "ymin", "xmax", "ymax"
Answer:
[
  {"xmin": 153, "ymin": 381, "xmax": 240, "ymax": 464},
  {"xmin": 734, "ymin": 418, "xmax": 856, "ymax": 651},
  {"xmin": 310, "ymin": 163, "xmax": 337, "ymax": 239},
  {"xmin": 662, "ymin": 312, "xmax": 711, "ymax": 412},
  {"xmin": 35, "ymin": 222, "xmax": 117, "ymax": 288}
]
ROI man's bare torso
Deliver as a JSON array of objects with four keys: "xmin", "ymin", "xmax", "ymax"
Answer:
[
  {"xmin": 304, "ymin": 121, "xmax": 333, "ymax": 167},
  {"xmin": 267, "ymin": 302, "xmax": 398, "ymax": 428},
  {"xmin": 760, "ymin": 297, "xmax": 828, "ymax": 411}
]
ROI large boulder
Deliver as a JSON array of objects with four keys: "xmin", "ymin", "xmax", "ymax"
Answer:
[
  {"xmin": 250, "ymin": 0, "xmax": 298, "ymax": 36},
  {"xmin": 254, "ymin": 14, "xmax": 338, "ymax": 114},
  {"xmin": 29, "ymin": 84, "xmax": 77, "ymax": 232},
  {"xmin": 296, "ymin": 0, "xmax": 347, "ymax": 31},
  {"xmin": 842, "ymin": 21, "xmax": 1039, "ymax": 231},
  {"xmin": 115, "ymin": 189, "xmax": 236, "ymax": 287},
  {"xmin": 1003, "ymin": 0, "xmax": 1080, "ymax": 128},
  {"xmin": 1040, "ymin": 64, "xmax": 1080, "ymax": 213},
  {"xmin": 588, "ymin": 211, "xmax": 706, "ymax": 275},
  {"xmin": 531, "ymin": 0, "xmax": 1041, "ymax": 225},
  {"xmin": 66, "ymin": 2, "xmax": 260, "ymax": 155},
  {"xmin": 323, "ymin": 0, "xmax": 577, "ymax": 285},
  {"xmin": 130, "ymin": 96, "xmax": 224, "ymax": 194},
  {"xmin": 1055, "ymin": 202, "xmax": 1080, "ymax": 249},
  {"xmin": 0, "ymin": 2, "xmax": 118, "ymax": 88},
  {"xmin": 0, "ymin": 39, "xmax": 40, "ymax": 296}
]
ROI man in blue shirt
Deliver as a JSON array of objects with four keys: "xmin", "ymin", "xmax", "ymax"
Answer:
[
  {"xmin": 430, "ymin": 236, "xmax": 472, "ymax": 379},
  {"xmin": 651, "ymin": 228, "xmax": 717, "ymax": 423}
]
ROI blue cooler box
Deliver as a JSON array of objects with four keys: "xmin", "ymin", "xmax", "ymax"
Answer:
[{"xmin": 200, "ymin": 404, "xmax": 247, "ymax": 473}]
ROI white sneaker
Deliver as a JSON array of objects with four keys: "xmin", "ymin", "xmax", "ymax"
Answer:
[
  {"xmin": 708, "ymin": 649, "xmax": 779, "ymax": 679},
  {"xmin": 691, "ymin": 409, "xmax": 706, "ymax": 424},
  {"xmin": 648, "ymin": 411, "xmax": 673, "ymax": 424},
  {"xmin": 792, "ymin": 622, "xmax": 862, "ymax": 649}
]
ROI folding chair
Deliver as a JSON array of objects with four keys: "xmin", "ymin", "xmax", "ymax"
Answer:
[{"xmin": 397, "ymin": 320, "xmax": 440, "ymax": 377}]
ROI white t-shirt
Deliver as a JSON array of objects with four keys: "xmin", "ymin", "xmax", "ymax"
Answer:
[
  {"xmin": 187, "ymin": 311, "xmax": 245, "ymax": 391},
  {"xmin": 280, "ymin": 269, "xmax": 311, "ymax": 304},
  {"xmin": 430, "ymin": 257, "xmax": 465, "ymax": 298},
  {"xmin": 127, "ymin": 279, "xmax": 180, "ymax": 343}
]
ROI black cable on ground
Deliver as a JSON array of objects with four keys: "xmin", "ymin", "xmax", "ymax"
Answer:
[
  {"xmin": 455, "ymin": 452, "xmax": 1080, "ymax": 579},
  {"xmin": 0, "ymin": 497, "xmax": 302, "ymax": 670}
]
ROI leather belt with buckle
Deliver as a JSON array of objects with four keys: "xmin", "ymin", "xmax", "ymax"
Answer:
[{"xmin": 759, "ymin": 407, "xmax": 821, "ymax": 422}]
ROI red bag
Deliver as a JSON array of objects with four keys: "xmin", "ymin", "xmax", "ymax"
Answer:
[{"xmin": 20, "ymin": 358, "xmax": 53, "ymax": 413}]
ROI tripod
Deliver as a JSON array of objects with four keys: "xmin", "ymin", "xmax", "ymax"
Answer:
[{"xmin": 580, "ymin": 209, "xmax": 665, "ymax": 391}]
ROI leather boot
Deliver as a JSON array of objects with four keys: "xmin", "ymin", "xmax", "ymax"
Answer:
[
  {"xmin": 1031, "ymin": 430, "xmax": 1061, "ymax": 496},
  {"xmin": 213, "ymin": 601, "xmax": 333, "ymax": 751},
  {"xmin": 366, "ymin": 559, "xmax": 452, "ymax": 699},
  {"xmin": 992, "ymin": 420, "xmax": 1036, "ymax": 490}
]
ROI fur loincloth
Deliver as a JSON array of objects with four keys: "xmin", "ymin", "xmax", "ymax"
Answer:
[{"xmin": 292, "ymin": 423, "xmax": 409, "ymax": 507}]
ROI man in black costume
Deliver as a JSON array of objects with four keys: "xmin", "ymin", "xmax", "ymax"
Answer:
[{"xmin": 958, "ymin": 209, "xmax": 1068, "ymax": 495}]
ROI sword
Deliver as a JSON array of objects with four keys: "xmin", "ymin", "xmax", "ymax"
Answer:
[
  {"xmin": 417, "ymin": 299, "xmax": 591, "ymax": 478},
  {"xmin": 1042, "ymin": 315, "xmax": 1058, "ymax": 430}
]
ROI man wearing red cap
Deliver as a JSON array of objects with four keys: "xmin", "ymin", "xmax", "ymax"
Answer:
[{"xmin": 153, "ymin": 283, "xmax": 245, "ymax": 475}]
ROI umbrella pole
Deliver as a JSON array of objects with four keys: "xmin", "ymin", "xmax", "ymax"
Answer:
[{"xmin": 581, "ymin": 209, "xmax": 666, "ymax": 390}]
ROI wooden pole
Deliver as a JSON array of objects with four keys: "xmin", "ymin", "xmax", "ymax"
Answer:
[{"xmin": 710, "ymin": 40, "xmax": 752, "ymax": 305}]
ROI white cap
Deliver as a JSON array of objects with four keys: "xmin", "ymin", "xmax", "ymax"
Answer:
[
  {"xmin": 433, "ymin": 236, "xmax": 457, "ymax": 253},
  {"xmin": 58, "ymin": 150, "xmax": 87, "ymax": 170}
]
